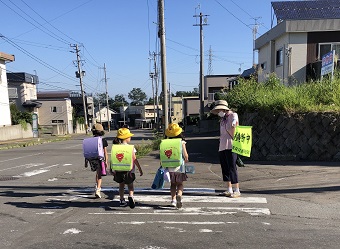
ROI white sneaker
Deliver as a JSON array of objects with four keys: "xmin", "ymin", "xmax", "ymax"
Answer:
[
  {"xmin": 95, "ymin": 188, "xmax": 101, "ymax": 198},
  {"xmin": 170, "ymin": 200, "xmax": 177, "ymax": 207},
  {"xmin": 231, "ymin": 191, "xmax": 241, "ymax": 198}
]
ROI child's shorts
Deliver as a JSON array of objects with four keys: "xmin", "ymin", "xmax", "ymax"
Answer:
[{"xmin": 114, "ymin": 171, "xmax": 136, "ymax": 184}]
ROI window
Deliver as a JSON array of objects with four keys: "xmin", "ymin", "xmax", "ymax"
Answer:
[
  {"xmin": 319, "ymin": 43, "xmax": 340, "ymax": 60},
  {"xmin": 276, "ymin": 49, "xmax": 283, "ymax": 66},
  {"xmin": 52, "ymin": 120, "xmax": 64, "ymax": 124},
  {"xmin": 260, "ymin": 62, "xmax": 267, "ymax": 70},
  {"xmin": 50, "ymin": 106, "xmax": 63, "ymax": 113}
]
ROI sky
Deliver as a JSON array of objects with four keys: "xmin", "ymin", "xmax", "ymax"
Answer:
[{"xmin": 0, "ymin": 0, "xmax": 280, "ymax": 102}]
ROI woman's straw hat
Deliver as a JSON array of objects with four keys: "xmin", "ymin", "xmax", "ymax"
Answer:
[
  {"xmin": 165, "ymin": 123, "xmax": 183, "ymax": 137},
  {"xmin": 117, "ymin": 128, "xmax": 134, "ymax": 139},
  {"xmin": 210, "ymin": 100, "xmax": 230, "ymax": 114}
]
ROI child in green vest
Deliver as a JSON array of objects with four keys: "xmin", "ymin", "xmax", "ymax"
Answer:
[
  {"xmin": 164, "ymin": 123, "xmax": 189, "ymax": 208},
  {"xmin": 112, "ymin": 128, "xmax": 143, "ymax": 208}
]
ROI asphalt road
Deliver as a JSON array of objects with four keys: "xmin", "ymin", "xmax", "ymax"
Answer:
[{"xmin": 0, "ymin": 129, "xmax": 339, "ymax": 249}]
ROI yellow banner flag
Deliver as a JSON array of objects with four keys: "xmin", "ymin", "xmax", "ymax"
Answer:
[{"xmin": 232, "ymin": 126, "xmax": 252, "ymax": 157}]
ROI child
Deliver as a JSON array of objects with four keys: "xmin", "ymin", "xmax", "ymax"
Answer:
[
  {"xmin": 112, "ymin": 128, "xmax": 143, "ymax": 208},
  {"xmin": 164, "ymin": 123, "xmax": 189, "ymax": 208},
  {"xmin": 86, "ymin": 123, "xmax": 108, "ymax": 199}
]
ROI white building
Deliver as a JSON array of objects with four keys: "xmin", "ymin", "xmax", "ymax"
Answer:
[{"xmin": 0, "ymin": 52, "xmax": 15, "ymax": 126}]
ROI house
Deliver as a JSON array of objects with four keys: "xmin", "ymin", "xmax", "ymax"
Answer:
[
  {"xmin": 0, "ymin": 52, "xmax": 15, "ymax": 126},
  {"xmin": 123, "ymin": 104, "xmax": 163, "ymax": 128},
  {"xmin": 37, "ymin": 91, "xmax": 94, "ymax": 133},
  {"xmin": 170, "ymin": 96, "xmax": 183, "ymax": 123},
  {"xmin": 204, "ymin": 74, "xmax": 239, "ymax": 104},
  {"xmin": 255, "ymin": 0, "xmax": 340, "ymax": 84},
  {"xmin": 37, "ymin": 94, "xmax": 73, "ymax": 134},
  {"xmin": 7, "ymin": 72, "xmax": 41, "ymax": 113},
  {"xmin": 94, "ymin": 106, "xmax": 117, "ymax": 130}
]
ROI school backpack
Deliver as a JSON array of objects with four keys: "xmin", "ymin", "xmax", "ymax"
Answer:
[
  {"xmin": 111, "ymin": 144, "xmax": 134, "ymax": 172},
  {"xmin": 83, "ymin": 137, "xmax": 104, "ymax": 172},
  {"xmin": 159, "ymin": 138, "xmax": 183, "ymax": 168}
]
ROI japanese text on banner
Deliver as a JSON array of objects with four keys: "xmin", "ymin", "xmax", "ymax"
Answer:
[{"xmin": 232, "ymin": 126, "xmax": 252, "ymax": 157}]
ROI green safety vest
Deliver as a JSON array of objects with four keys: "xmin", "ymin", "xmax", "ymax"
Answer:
[
  {"xmin": 111, "ymin": 144, "xmax": 134, "ymax": 171},
  {"xmin": 160, "ymin": 138, "xmax": 183, "ymax": 168}
]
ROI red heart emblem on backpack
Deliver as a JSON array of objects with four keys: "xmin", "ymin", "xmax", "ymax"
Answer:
[
  {"xmin": 164, "ymin": 149, "xmax": 172, "ymax": 159},
  {"xmin": 116, "ymin": 153, "xmax": 124, "ymax": 162}
]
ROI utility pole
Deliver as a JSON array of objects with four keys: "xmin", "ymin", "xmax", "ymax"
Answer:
[
  {"xmin": 154, "ymin": 52, "xmax": 160, "ymax": 130},
  {"xmin": 252, "ymin": 17, "xmax": 261, "ymax": 67},
  {"xmin": 194, "ymin": 12, "xmax": 209, "ymax": 121},
  {"xmin": 72, "ymin": 44, "xmax": 88, "ymax": 134},
  {"xmin": 104, "ymin": 63, "xmax": 110, "ymax": 132},
  {"xmin": 98, "ymin": 99, "xmax": 102, "ymax": 123},
  {"xmin": 158, "ymin": 0, "xmax": 169, "ymax": 132},
  {"xmin": 149, "ymin": 51, "xmax": 158, "ymax": 129},
  {"xmin": 168, "ymin": 82, "xmax": 171, "ymax": 124},
  {"xmin": 150, "ymin": 70, "xmax": 156, "ymax": 127}
]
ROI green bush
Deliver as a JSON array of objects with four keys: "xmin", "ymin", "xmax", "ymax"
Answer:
[
  {"xmin": 10, "ymin": 104, "xmax": 33, "ymax": 126},
  {"xmin": 222, "ymin": 72, "xmax": 340, "ymax": 114}
]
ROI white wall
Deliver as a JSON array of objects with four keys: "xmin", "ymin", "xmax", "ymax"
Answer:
[
  {"xmin": 0, "ymin": 62, "xmax": 12, "ymax": 126},
  {"xmin": 258, "ymin": 32, "xmax": 308, "ymax": 85},
  {"xmin": 37, "ymin": 99, "xmax": 72, "ymax": 125},
  {"xmin": 289, "ymin": 33, "xmax": 308, "ymax": 84}
]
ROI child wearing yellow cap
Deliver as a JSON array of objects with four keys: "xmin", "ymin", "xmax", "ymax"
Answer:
[
  {"xmin": 164, "ymin": 123, "xmax": 189, "ymax": 208},
  {"xmin": 112, "ymin": 128, "xmax": 143, "ymax": 208}
]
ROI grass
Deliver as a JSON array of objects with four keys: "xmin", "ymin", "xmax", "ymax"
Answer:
[
  {"xmin": 135, "ymin": 138, "xmax": 161, "ymax": 158},
  {"xmin": 219, "ymin": 72, "xmax": 340, "ymax": 114}
]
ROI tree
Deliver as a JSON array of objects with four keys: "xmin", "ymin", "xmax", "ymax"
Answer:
[
  {"xmin": 174, "ymin": 88, "xmax": 199, "ymax": 97},
  {"xmin": 93, "ymin": 93, "xmax": 114, "ymax": 109},
  {"xmin": 128, "ymin": 88, "xmax": 147, "ymax": 106},
  {"xmin": 111, "ymin": 94, "xmax": 129, "ymax": 112},
  {"xmin": 10, "ymin": 104, "xmax": 32, "ymax": 125},
  {"xmin": 145, "ymin": 97, "xmax": 155, "ymax": 105}
]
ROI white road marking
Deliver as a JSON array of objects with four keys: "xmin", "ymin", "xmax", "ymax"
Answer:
[
  {"xmin": 14, "ymin": 169, "xmax": 49, "ymax": 177},
  {"xmin": 276, "ymin": 178, "xmax": 286, "ymax": 182},
  {"xmin": 63, "ymin": 228, "xmax": 82, "ymax": 234},
  {"xmin": 110, "ymin": 195, "xmax": 267, "ymax": 204},
  {"xmin": 117, "ymin": 221, "xmax": 232, "ymax": 225},
  {"xmin": 89, "ymin": 206, "xmax": 270, "ymax": 216},
  {"xmin": 164, "ymin": 226, "xmax": 185, "ymax": 232},
  {"xmin": 36, "ymin": 211, "xmax": 55, "ymax": 215},
  {"xmin": 48, "ymin": 178, "xmax": 58, "ymax": 181},
  {"xmin": 0, "ymin": 153, "xmax": 43, "ymax": 163},
  {"xmin": 77, "ymin": 187, "xmax": 222, "ymax": 194},
  {"xmin": 0, "ymin": 163, "xmax": 45, "ymax": 172},
  {"xmin": 63, "ymin": 145, "xmax": 81, "ymax": 149},
  {"xmin": 13, "ymin": 164, "xmax": 59, "ymax": 177},
  {"xmin": 208, "ymin": 164, "xmax": 222, "ymax": 179}
]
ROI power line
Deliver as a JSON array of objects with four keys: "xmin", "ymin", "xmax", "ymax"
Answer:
[
  {"xmin": 214, "ymin": 0, "xmax": 252, "ymax": 31},
  {"xmin": 20, "ymin": 0, "xmax": 81, "ymax": 44},
  {"xmin": 1, "ymin": 0, "xmax": 71, "ymax": 45},
  {"xmin": 1, "ymin": 34, "xmax": 77, "ymax": 82}
]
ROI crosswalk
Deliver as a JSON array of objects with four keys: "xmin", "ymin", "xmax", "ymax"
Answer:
[{"xmin": 65, "ymin": 187, "xmax": 271, "ymax": 217}]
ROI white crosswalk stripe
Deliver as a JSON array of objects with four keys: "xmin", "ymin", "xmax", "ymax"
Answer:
[{"xmin": 65, "ymin": 187, "xmax": 271, "ymax": 216}]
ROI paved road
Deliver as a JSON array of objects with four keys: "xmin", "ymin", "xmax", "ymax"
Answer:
[{"xmin": 0, "ymin": 129, "xmax": 339, "ymax": 249}]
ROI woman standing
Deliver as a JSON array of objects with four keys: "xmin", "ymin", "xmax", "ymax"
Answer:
[{"xmin": 211, "ymin": 100, "xmax": 241, "ymax": 198}]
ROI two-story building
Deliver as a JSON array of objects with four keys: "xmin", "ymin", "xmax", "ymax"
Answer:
[
  {"xmin": 122, "ymin": 104, "xmax": 163, "ymax": 129},
  {"xmin": 7, "ymin": 72, "xmax": 41, "ymax": 113},
  {"xmin": 0, "ymin": 52, "xmax": 15, "ymax": 126},
  {"xmin": 255, "ymin": 0, "xmax": 340, "ymax": 84},
  {"xmin": 37, "ymin": 91, "xmax": 94, "ymax": 134}
]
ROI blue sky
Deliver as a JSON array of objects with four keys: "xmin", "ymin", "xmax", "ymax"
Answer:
[{"xmin": 1, "ymin": 0, "xmax": 278, "ymax": 101}]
